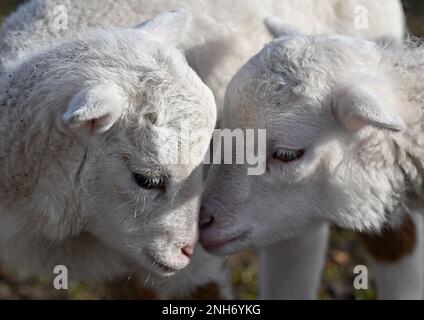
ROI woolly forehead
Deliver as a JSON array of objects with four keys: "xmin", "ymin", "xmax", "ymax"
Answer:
[
  {"xmin": 261, "ymin": 34, "xmax": 382, "ymax": 97},
  {"xmin": 118, "ymin": 98, "xmax": 214, "ymax": 175},
  {"xmin": 225, "ymin": 34, "xmax": 383, "ymax": 128},
  {"xmin": 23, "ymin": 28, "xmax": 216, "ymax": 136},
  {"xmin": 264, "ymin": 34, "xmax": 382, "ymax": 74},
  {"xmin": 83, "ymin": 29, "xmax": 215, "ymax": 118},
  {"xmin": 123, "ymin": 77, "xmax": 215, "ymax": 148},
  {"xmin": 21, "ymin": 28, "xmax": 205, "ymax": 94},
  {"xmin": 69, "ymin": 29, "xmax": 199, "ymax": 87}
]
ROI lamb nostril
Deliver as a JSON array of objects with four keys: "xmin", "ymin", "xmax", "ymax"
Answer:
[
  {"xmin": 200, "ymin": 214, "xmax": 214, "ymax": 230},
  {"xmin": 181, "ymin": 245, "xmax": 195, "ymax": 257}
]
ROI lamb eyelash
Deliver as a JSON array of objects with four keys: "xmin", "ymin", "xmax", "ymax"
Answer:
[{"xmin": 272, "ymin": 148, "xmax": 305, "ymax": 163}]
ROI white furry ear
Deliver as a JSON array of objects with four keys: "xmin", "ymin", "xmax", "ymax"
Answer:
[
  {"xmin": 135, "ymin": 9, "xmax": 191, "ymax": 48},
  {"xmin": 332, "ymin": 85, "xmax": 405, "ymax": 132},
  {"xmin": 264, "ymin": 17, "xmax": 303, "ymax": 38},
  {"xmin": 63, "ymin": 84, "xmax": 126, "ymax": 134}
]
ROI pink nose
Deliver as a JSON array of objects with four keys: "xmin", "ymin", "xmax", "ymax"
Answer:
[{"xmin": 181, "ymin": 243, "xmax": 196, "ymax": 257}]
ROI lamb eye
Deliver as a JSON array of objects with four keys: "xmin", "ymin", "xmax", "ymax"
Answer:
[
  {"xmin": 132, "ymin": 172, "xmax": 168, "ymax": 192},
  {"xmin": 272, "ymin": 148, "xmax": 304, "ymax": 163}
]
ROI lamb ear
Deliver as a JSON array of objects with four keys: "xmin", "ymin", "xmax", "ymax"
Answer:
[
  {"xmin": 63, "ymin": 84, "xmax": 126, "ymax": 134},
  {"xmin": 135, "ymin": 9, "xmax": 191, "ymax": 48},
  {"xmin": 331, "ymin": 85, "xmax": 405, "ymax": 132},
  {"xmin": 264, "ymin": 17, "xmax": 303, "ymax": 38}
]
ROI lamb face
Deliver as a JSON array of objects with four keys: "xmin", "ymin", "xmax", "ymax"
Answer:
[
  {"xmin": 71, "ymin": 34, "xmax": 216, "ymax": 277},
  {"xmin": 0, "ymin": 13, "xmax": 216, "ymax": 277},
  {"xmin": 201, "ymin": 31, "xmax": 408, "ymax": 255}
]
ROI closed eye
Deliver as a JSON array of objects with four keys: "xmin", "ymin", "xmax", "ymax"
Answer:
[
  {"xmin": 132, "ymin": 172, "xmax": 169, "ymax": 192},
  {"xmin": 272, "ymin": 148, "xmax": 304, "ymax": 163}
]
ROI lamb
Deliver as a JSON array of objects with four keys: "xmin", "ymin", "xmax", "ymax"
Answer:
[
  {"xmin": 200, "ymin": 25, "xmax": 424, "ymax": 299},
  {"xmin": 0, "ymin": 0, "xmax": 406, "ymax": 299},
  {"xmin": 0, "ymin": 9, "xmax": 230, "ymax": 299}
]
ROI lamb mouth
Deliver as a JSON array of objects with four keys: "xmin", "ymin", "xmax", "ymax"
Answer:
[
  {"xmin": 202, "ymin": 231, "xmax": 251, "ymax": 252},
  {"xmin": 145, "ymin": 251, "xmax": 182, "ymax": 275}
]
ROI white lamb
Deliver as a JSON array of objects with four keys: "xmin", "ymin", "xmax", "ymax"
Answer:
[
  {"xmin": 0, "ymin": 9, "xmax": 229, "ymax": 298},
  {"xmin": 201, "ymin": 23, "xmax": 424, "ymax": 299},
  {"xmin": 0, "ymin": 0, "xmax": 406, "ymax": 298}
]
